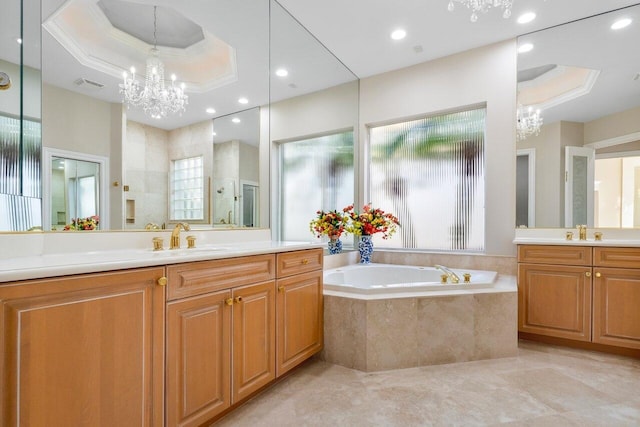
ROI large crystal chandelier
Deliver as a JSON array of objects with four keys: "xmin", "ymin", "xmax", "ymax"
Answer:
[
  {"xmin": 447, "ymin": 0, "xmax": 514, "ymax": 22},
  {"xmin": 120, "ymin": 6, "xmax": 188, "ymax": 119},
  {"xmin": 516, "ymin": 105, "xmax": 543, "ymax": 141}
]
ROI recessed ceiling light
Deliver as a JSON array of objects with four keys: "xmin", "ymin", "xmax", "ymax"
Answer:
[
  {"xmin": 206, "ymin": 108, "xmax": 216, "ymax": 114},
  {"xmin": 517, "ymin": 12, "xmax": 536, "ymax": 24},
  {"xmin": 517, "ymin": 43, "xmax": 534, "ymax": 54},
  {"xmin": 16, "ymin": 38, "xmax": 22, "ymax": 44},
  {"xmin": 232, "ymin": 117, "xmax": 241, "ymax": 123},
  {"xmin": 238, "ymin": 97, "xmax": 249, "ymax": 104},
  {"xmin": 611, "ymin": 18, "xmax": 632, "ymax": 30},
  {"xmin": 390, "ymin": 29, "xmax": 406, "ymax": 41},
  {"xmin": 275, "ymin": 68, "xmax": 288, "ymax": 77},
  {"xmin": 212, "ymin": 131, "xmax": 217, "ymax": 136}
]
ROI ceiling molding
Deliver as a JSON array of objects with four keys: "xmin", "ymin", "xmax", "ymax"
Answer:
[{"xmin": 586, "ymin": 131, "xmax": 640, "ymax": 149}]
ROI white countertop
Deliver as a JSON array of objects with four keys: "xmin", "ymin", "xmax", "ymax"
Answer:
[
  {"xmin": 0, "ymin": 230, "xmax": 323, "ymax": 283},
  {"xmin": 513, "ymin": 237, "xmax": 640, "ymax": 247},
  {"xmin": 513, "ymin": 228, "xmax": 640, "ymax": 247}
]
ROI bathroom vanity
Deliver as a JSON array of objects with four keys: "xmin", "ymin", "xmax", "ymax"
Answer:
[
  {"xmin": 0, "ymin": 233, "xmax": 323, "ymax": 426},
  {"xmin": 516, "ymin": 237, "xmax": 640, "ymax": 357}
]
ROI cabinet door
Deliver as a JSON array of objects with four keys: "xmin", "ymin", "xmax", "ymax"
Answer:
[
  {"xmin": 518, "ymin": 263, "xmax": 592, "ymax": 341},
  {"xmin": 276, "ymin": 270, "xmax": 323, "ymax": 376},
  {"xmin": 166, "ymin": 290, "xmax": 231, "ymax": 427},
  {"xmin": 0, "ymin": 267, "xmax": 165, "ymax": 427},
  {"xmin": 593, "ymin": 268, "xmax": 640, "ymax": 349},
  {"xmin": 232, "ymin": 281, "xmax": 276, "ymax": 403}
]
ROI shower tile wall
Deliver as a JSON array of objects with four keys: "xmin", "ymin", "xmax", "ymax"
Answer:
[{"xmin": 124, "ymin": 121, "xmax": 169, "ymax": 228}]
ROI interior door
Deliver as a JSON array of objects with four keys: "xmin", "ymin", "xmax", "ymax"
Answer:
[{"xmin": 565, "ymin": 146, "xmax": 595, "ymax": 227}]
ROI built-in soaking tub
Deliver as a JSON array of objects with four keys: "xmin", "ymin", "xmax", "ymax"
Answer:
[
  {"xmin": 324, "ymin": 263, "xmax": 497, "ymax": 295},
  {"xmin": 320, "ymin": 262, "xmax": 517, "ymax": 372}
]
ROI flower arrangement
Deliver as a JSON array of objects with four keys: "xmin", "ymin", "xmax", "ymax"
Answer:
[
  {"xmin": 64, "ymin": 215, "xmax": 100, "ymax": 231},
  {"xmin": 343, "ymin": 204, "xmax": 400, "ymax": 239},
  {"xmin": 309, "ymin": 210, "xmax": 347, "ymax": 239}
]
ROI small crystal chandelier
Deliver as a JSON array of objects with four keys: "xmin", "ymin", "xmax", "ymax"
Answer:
[
  {"xmin": 120, "ymin": 6, "xmax": 188, "ymax": 119},
  {"xmin": 516, "ymin": 105, "xmax": 543, "ymax": 141},
  {"xmin": 447, "ymin": 0, "xmax": 514, "ymax": 22}
]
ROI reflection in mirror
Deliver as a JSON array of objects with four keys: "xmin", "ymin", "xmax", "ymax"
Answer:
[
  {"xmin": 43, "ymin": 148, "xmax": 108, "ymax": 231},
  {"xmin": 50, "ymin": 157, "xmax": 100, "ymax": 230},
  {"xmin": 0, "ymin": 0, "xmax": 42, "ymax": 231},
  {"xmin": 38, "ymin": 0, "xmax": 270, "ymax": 231},
  {"xmin": 269, "ymin": 1, "xmax": 359, "ymax": 245},
  {"xmin": 5, "ymin": 0, "xmax": 361, "ymax": 233},
  {"xmin": 516, "ymin": 4, "xmax": 640, "ymax": 228},
  {"xmin": 212, "ymin": 108, "xmax": 261, "ymax": 228}
]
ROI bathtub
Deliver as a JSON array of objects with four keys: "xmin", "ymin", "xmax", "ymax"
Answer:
[
  {"xmin": 323, "ymin": 263, "xmax": 497, "ymax": 295},
  {"xmin": 320, "ymin": 262, "xmax": 517, "ymax": 372}
]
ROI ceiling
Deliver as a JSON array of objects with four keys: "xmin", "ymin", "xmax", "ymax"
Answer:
[{"xmin": 2, "ymin": 0, "xmax": 640, "ymax": 131}]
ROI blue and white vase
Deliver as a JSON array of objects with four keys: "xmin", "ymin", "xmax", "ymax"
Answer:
[
  {"xmin": 327, "ymin": 236, "xmax": 343, "ymax": 255},
  {"xmin": 358, "ymin": 235, "xmax": 374, "ymax": 264}
]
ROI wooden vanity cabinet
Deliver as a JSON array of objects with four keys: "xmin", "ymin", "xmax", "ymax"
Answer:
[
  {"xmin": 592, "ymin": 247, "xmax": 640, "ymax": 349},
  {"xmin": 166, "ymin": 289, "xmax": 232, "ymax": 427},
  {"xmin": 517, "ymin": 245, "xmax": 592, "ymax": 341},
  {"xmin": 0, "ymin": 267, "xmax": 166, "ymax": 427},
  {"xmin": 276, "ymin": 249, "xmax": 324, "ymax": 377},
  {"xmin": 518, "ymin": 244, "xmax": 640, "ymax": 353},
  {"xmin": 165, "ymin": 254, "xmax": 276, "ymax": 426}
]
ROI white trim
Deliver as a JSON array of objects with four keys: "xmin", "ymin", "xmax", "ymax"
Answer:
[
  {"xmin": 516, "ymin": 148, "xmax": 536, "ymax": 227},
  {"xmin": 42, "ymin": 148, "xmax": 109, "ymax": 231},
  {"xmin": 585, "ymin": 131, "xmax": 640, "ymax": 150},
  {"xmin": 596, "ymin": 150, "xmax": 640, "ymax": 160},
  {"xmin": 518, "ymin": 66, "xmax": 600, "ymax": 111}
]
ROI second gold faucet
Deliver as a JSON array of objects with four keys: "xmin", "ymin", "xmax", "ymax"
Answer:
[
  {"xmin": 577, "ymin": 224, "xmax": 587, "ymax": 240},
  {"xmin": 170, "ymin": 222, "xmax": 191, "ymax": 249}
]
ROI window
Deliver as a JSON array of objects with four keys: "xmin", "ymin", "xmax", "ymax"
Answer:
[
  {"xmin": 368, "ymin": 108, "xmax": 486, "ymax": 251},
  {"xmin": 170, "ymin": 156, "xmax": 204, "ymax": 221},
  {"xmin": 279, "ymin": 131, "xmax": 354, "ymax": 242}
]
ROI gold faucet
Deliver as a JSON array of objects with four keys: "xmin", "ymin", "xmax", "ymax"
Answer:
[
  {"xmin": 435, "ymin": 265, "xmax": 460, "ymax": 284},
  {"xmin": 577, "ymin": 224, "xmax": 587, "ymax": 241},
  {"xmin": 170, "ymin": 222, "xmax": 190, "ymax": 249}
]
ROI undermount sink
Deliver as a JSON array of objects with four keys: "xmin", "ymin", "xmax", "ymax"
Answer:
[{"xmin": 150, "ymin": 246, "xmax": 228, "ymax": 256}]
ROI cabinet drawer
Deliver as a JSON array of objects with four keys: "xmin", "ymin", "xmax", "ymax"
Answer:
[
  {"xmin": 518, "ymin": 245, "xmax": 592, "ymax": 266},
  {"xmin": 593, "ymin": 247, "xmax": 640, "ymax": 268},
  {"xmin": 167, "ymin": 254, "xmax": 275, "ymax": 300},
  {"xmin": 276, "ymin": 249, "xmax": 323, "ymax": 278}
]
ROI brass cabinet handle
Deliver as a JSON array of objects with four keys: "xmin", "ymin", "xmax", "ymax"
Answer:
[
  {"xmin": 157, "ymin": 277, "xmax": 168, "ymax": 286},
  {"xmin": 225, "ymin": 298, "xmax": 234, "ymax": 306},
  {"xmin": 585, "ymin": 272, "xmax": 591, "ymax": 278},
  {"xmin": 595, "ymin": 272, "xmax": 602, "ymax": 278},
  {"xmin": 234, "ymin": 296, "xmax": 243, "ymax": 303},
  {"xmin": 278, "ymin": 286, "xmax": 285, "ymax": 292},
  {"xmin": 301, "ymin": 259, "xmax": 309, "ymax": 265}
]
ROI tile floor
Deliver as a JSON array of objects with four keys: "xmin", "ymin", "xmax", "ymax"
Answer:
[{"xmin": 215, "ymin": 341, "xmax": 640, "ymax": 426}]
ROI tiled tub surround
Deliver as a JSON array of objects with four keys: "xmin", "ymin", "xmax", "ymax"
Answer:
[{"xmin": 321, "ymin": 251, "xmax": 518, "ymax": 372}]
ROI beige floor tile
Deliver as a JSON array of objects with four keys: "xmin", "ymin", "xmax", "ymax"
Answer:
[{"xmin": 214, "ymin": 341, "xmax": 640, "ymax": 426}]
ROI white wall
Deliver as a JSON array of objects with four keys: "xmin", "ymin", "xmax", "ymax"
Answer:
[
  {"xmin": 42, "ymin": 84, "xmax": 111, "ymax": 157},
  {"xmin": 359, "ymin": 40, "xmax": 517, "ymax": 256},
  {"xmin": 0, "ymin": 59, "xmax": 41, "ymax": 120}
]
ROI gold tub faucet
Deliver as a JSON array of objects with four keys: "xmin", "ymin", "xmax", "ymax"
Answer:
[{"xmin": 170, "ymin": 222, "xmax": 191, "ymax": 249}]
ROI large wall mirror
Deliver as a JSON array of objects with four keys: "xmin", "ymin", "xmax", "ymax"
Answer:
[
  {"xmin": 516, "ymin": 3, "xmax": 640, "ymax": 229},
  {"xmin": 0, "ymin": 0, "xmax": 359, "ymax": 232}
]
